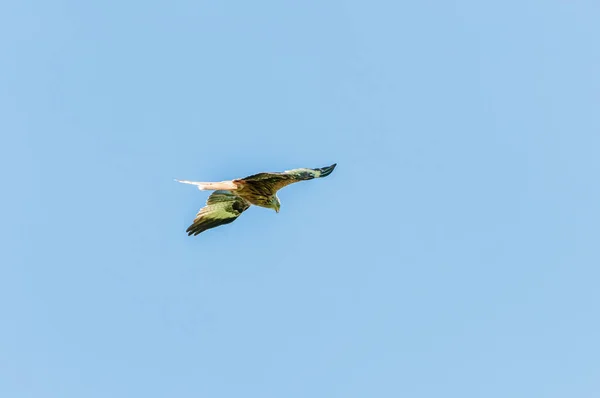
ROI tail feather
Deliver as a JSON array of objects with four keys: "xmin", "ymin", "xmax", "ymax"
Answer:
[{"xmin": 175, "ymin": 179, "xmax": 238, "ymax": 191}]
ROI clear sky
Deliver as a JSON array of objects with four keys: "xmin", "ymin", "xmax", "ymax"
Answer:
[{"xmin": 2, "ymin": 1, "xmax": 599, "ymax": 397}]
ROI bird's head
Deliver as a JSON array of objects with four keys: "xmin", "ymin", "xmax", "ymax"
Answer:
[{"xmin": 271, "ymin": 195, "xmax": 281, "ymax": 213}]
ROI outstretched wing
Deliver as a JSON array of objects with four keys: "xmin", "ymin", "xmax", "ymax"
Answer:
[
  {"xmin": 186, "ymin": 191, "xmax": 250, "ymax": 236},
  {"xmin": 238, "ymin": 163, "xmax": 336, "ymax": 194}
]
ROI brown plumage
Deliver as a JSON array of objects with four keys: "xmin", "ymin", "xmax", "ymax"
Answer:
[{"xmin": 176, "ymin": 163, "xmax": 336, "ymax": 236}]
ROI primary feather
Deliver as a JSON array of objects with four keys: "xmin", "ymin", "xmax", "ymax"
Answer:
[{"xmin": 185, "ymin": 191, "xmax": 250, "ymax": 236}]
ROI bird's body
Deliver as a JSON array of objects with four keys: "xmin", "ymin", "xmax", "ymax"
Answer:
[{"xmin": 176, "ymin": 163, "xmax": 336, "ymax": 236}]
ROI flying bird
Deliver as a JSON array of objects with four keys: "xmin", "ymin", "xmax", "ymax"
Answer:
[{"xmin": 176, "ymin": 163, "xmax": 337, "ymax": 236}]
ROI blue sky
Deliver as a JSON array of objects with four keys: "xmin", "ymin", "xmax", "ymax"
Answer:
[{"xmin": 2, "ymin": 1, "xmax": 599, "ymax": 397}]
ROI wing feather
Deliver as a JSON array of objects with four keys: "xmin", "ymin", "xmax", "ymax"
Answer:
[
  {"xmin": 186, "ymin": 190, "xmax": 250, "ymax": 236},
  {"xmin": 239, "ymin": 163, "xmax": 336, "ymax": 193}
]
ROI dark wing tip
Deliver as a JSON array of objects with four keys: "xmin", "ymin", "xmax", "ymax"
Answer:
[
  {"xmin": 186, "ymin": 224, "xmax": 202, "ymax": 236},
  {"xmin": 185, "ymin": 216, "xmax": 238, "ymax": 237},
  {"xmin": 319, "ymin": 163, "xmax": 337, "ymax": 177}
]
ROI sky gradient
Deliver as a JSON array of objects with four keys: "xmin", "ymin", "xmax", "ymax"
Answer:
[{"xmin": 2, "ymin": 1, "xmax": 599, "ymax": 397}]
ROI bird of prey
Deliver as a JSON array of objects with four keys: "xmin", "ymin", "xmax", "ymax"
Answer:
[{"xmin": 176, "ymin": 163, "xmax": 337, "ymax": 236}]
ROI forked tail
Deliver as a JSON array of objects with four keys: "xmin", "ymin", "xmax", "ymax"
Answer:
[{"xmin": 174, "ymin": 179, "xmax": 238, "ymax": 191}]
